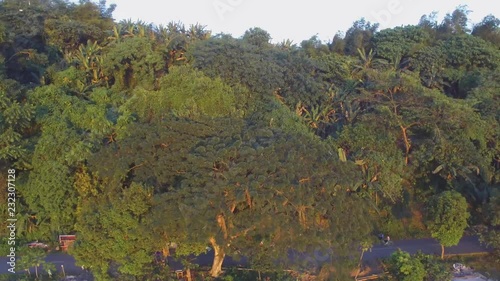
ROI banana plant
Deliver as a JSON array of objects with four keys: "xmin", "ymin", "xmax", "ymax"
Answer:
[
  {"xmin": 187, "ymin": 23, "xmax": 210, "ymax": 41},
  {"xmin": 107, "ymin": 24, "xmax": 122, "ymax": 43},
  {"xmin": 72, "ymin": 40, "xmax": 106, "ymax": 86},
  {"xmin": 354, "ymin": 48, "xmax": 377, "ymax": 71},
  {"xmin": 329, "ymin": 82, "xmax": 362, "ymax": 126},
  {"xmin": 353, "ymin": 48, "xmax": 388, "ymax": 77},
  {"xmin": 296, "ymin": 101, "xmax": 336, "ymax": 136},
  {"xmin": 276, "ymin": 39, "xmax": 295, "ymax": 51}
]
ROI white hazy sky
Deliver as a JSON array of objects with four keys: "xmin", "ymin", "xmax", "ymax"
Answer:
[{"xmin": 104, "ymin": 0, "xmax": 498, "ymax": 43}]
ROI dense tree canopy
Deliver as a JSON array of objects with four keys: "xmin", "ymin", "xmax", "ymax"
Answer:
[{"xmin": 0, "ymin": 1, "xmax": 498, "ymax": 280}]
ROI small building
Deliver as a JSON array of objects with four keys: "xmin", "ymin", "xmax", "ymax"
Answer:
[{"xmin": 59, "ymin": 235, "xmax": 76, "ymax": 251}]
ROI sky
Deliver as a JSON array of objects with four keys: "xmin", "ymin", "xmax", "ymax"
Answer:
[{"xmin": 104, "ymin": 0, "xmax": 499, "ymax": 43}]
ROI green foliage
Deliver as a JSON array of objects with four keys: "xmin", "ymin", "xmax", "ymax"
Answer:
[
  {"xmin": 379, "ymin": 215, "xmax": 406, "ymax": 239},
  {"xmin": 0, "ymin": 3, "xmax": 499, "ymax": 279},
  {"xmin": 438, "ymin": 6, "xmax": 471, "ymax": 36},
  {"xmin": 440, "ymin": 35, "xmax": 499, "ymax": 70},
  {"xmin": 372, "ymin": 25, "xmax": 430, "ymax": 66},
  {"xmin": 479, "ymin": 195, "xmax": 500, "ymax": 262},
  {"xmin": 0, "ymin": 86, "xmax": 34, "ymax": 168},
  {"xmin": 71, "ymin": 182, "xmax": 154, "ymax": 280},
  {"xmin": 188, "ymin": 36, "xmax": 283, "ymax": 98},
  {"xmin": 300, "ymin": 35, "xmax": 329, "ymax": 58},
  {"xmin": 413, "ymin": 46, "xmax": 447, "ymax": 88},
  {"xmin": 426, "ymin": 191, "xmax": 470, "ymax": 247},
  {"xmin": 16, "ymin": 246, "xmax": 54, "ymax": 275},
  {"xmin": 261, "ymin": 99, "xmax": 314, "ymax": 137},
  {"xmin": 43, "ymin": 0, "xmax": 114, "ymax": 53},
  {"xmin": 242, "ymin": 27, "xmax": 272, "ymax": 48},
  {"xmin": 17, "ymin": 84, "xmax": 113, "ymax": 236},
  {"xmin": 103, "ymin": 36, "xmax": 164, "ymax": 91},
  {"xmin": 472, "ymin": 15, "xmax": 500, "ymax": 46},
  {"xmin": 388, "ymin": 250, "xmax": 426, "ymax": 281},
  {"xmin": 48, "ymin": 65, "xmax": 88, "ymax": 94},
  {"xmin": 414, "ymin": 252, "xmax": 452, "ymax": 281},
  {"xmin": 119, "ymin": 65, "xmax": 245, "ymax": 123},
  {"xmin": 313, "ymin": 52, "xmax": 355, "ymax": 86},
  {"xmin": 466, "ymin": 71, "xmax": 500, "ymax": 191},
  {"xmin": 188, "ymin": 35, "xmax": 328, "ymax": 107},
  {"xmin": 44, "ymin": 17, "xmax": 103, "ymax": 53},
  {"xmin": 411, "ymin": 89, "xmax": 495, "ymax": 194},
  {"xmin": 342, "ymin": 18, "xmax": 379, "ymax": 56},
  {"xmin": 159, "ymin": 65, "xmax": 237, "ymax": 118},
  {"xmin": 0, "ymin": 2, "xmax": 47, "ymax": 49},
  {"xmin": 336, "ymin": 121, "xmax": 406, "ymax": 202}
]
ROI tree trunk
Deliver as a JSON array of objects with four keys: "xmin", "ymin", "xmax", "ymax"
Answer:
[
  {"xmin": 400, "ymin": 125, "xmax": 411, "ymax": 165},
  {"xmin": 441, "ymin": 244, "xmax": 445, "ymax": 259},
  {"xmin": 354, "ymin": 249, "xmax": 366, "ymax": 279},
  {"xmin": 209, "ymin": 237, "xmax": 225, "ymax": 277},
  {"xmin": 185, "ymin": 268, "xmax": 192, "ymax": 281}
]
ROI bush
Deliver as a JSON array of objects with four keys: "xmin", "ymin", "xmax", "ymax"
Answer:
[
  {"xmin": 415, "ymin": 251, "xmax": 452, "ymax": 281},
  {"xmin": 388, "ymin": 250, "xmax": 426, "ymax": 281}
]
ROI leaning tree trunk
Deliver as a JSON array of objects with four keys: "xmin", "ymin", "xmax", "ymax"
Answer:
[
  {"xmin": 400, "ymin": 125, "xmax": 411, "ymax": 165},
  {"xmin": 441, "ymin": 244, "xmax": 445, "ymax": 259},
  {"xmin": 354, "ymin": 249, "xmax": 366, "ymax": 280},
  {"xmin": 209, "ymin": 237, "xmax": 225, "ymax": 277}
]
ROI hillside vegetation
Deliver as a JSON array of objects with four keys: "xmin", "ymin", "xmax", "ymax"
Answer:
[{"xmin": 0, "ymin": 1, "xmax": 499, "ymax": 280}]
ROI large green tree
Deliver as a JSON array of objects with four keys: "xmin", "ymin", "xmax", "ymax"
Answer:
[
  {"xmin": 388, "ymin": 250, "xmax": 426, "ymax": 281},
  {"xmin": 425, "ymin": 191, "xmax": 470, "ymax": 258},
  {"xmin": 71, "ymin": 181, "xmax": 154, "ymax": 281}
]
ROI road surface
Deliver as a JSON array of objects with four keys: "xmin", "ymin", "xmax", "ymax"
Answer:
[
  {"xmin": 363, "ymin": 236, "xmax": 488, "ymax": 261},
  {"xmin": 0, "ymin": 236, "xmax": 491, "ymax": 277}
]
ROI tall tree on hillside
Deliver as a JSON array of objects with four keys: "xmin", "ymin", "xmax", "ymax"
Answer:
[
  {"xmin": 418, "ymin": 11, "xmax": 438, "ymax": 38},
  {"xmin": 437, "ymin": 6, "xmax": 471, "ymax": 37},
  {"xmin": 343, "ymin": 18, "xmax": 378, "ymax": 56},
  {"xmin": 413, "ymin": 34, "xmax": 499, "ymax": 97},
  {"xmin": 242, "ymin": 27, "xmax": 272, "ymax": 48},
  {"xmin": 472, "ymin": 14, "xmax": 500, "ymax": 47},
  {"xmin": 300, "ymin": 35, "xmax": 329, "ymax": 58},
  {"xmin": 372, "ymin": 26, "xmax": 430, "ymax": 70}
]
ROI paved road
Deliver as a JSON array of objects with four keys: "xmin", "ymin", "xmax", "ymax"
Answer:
[
  {"xmin": 0, "ymin": 251, "xmax": 87, "ymax": 276},
  {"xmin": 0, "ymin": 236, "xmax": 491, "ymax": 277},
  {"xmin": 363, "ymin": 236, "xmax": 489, "ymax": 261}
]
